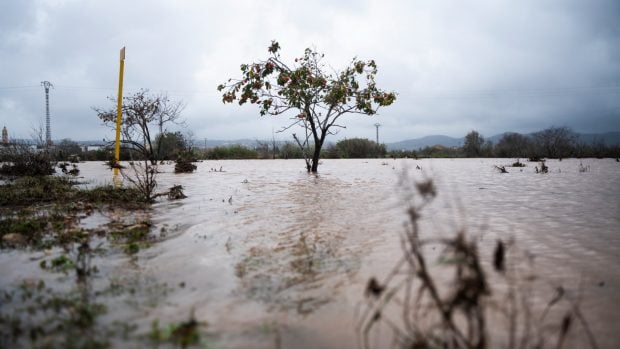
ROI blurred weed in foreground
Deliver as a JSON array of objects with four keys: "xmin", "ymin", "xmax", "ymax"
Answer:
[{"xmin": 357, "ymin": 171, "xmax": 597, "ymax": 349}]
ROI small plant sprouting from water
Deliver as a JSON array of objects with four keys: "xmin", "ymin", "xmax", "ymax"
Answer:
[
  {"xmin": 357, "ymin": 172, "xmax": 598, "ymax": 349},
  {"xmin": 149, "ymin": 310, "xmax": 207, "ymax": 349},
  {"xmin": 535, "ymin": 160, "xmax": 549, "ymax": 174},
  {"xmin": 59, "ymin": 162, "xmax": 80, "ymax": 176}
]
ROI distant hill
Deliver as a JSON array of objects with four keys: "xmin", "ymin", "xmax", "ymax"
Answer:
[
  {"xmin": 386, "ymin": 135, "xmax": 463, "ymax": 151},
  {"xmin": 575, "ymin": 132, "xmax": 620, "ymax": 146}
]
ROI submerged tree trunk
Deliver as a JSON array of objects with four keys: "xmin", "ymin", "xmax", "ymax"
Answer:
[
  {"xmin": 310, "ymin": 138, "xmax": 324, "ymax": 173},
  {"xmin": 310, "ymin": 147, "xmax": 320, "ymax": 173}
]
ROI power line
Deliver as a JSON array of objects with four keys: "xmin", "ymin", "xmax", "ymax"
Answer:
[
  {"xmin": 1, "ymin": 83, "xmax": 619, "ymax": 100},
  {"xmin": 0, "ymin": 85, "xmax": 40, "ymax": 90}
]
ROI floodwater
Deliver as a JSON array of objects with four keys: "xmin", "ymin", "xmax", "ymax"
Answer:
[{"xmin": 2, "ymin": 158, "xmax": 619, "ymax": 348}]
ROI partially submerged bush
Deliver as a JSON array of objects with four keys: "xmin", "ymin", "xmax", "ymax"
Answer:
[
  {"xmin": 0, "ymin": 143, "xmax": 55, "ymax": 176},
  {"xmin": 59, "ymin": 162, "xmax": 80, "ymax": 176},
  {"xmin": 174, "ymin": 159, "xmax": 197, "ymax": 173},
  {"xmin": 535, "ymin": 161, "xmax": 549, "ymax": 174},
  {"xmin": 121, "ymin": 161, "xmax": 158, "ymax": 203},
  {"xmin": 167, "ymin": 185, "xmax": 187, "ymax": 200}
]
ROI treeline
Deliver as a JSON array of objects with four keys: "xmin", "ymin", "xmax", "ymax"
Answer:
[
  {"xmin": 29, "ymin": 136, "xmax": 387, "ymax": 161},
  {"xmin": 203, "ymin": 138, "xmax": 386, "ymax": 160},
  {"xmin": 4, "ymin": 127, "xmax": 618, "ymax": 163},
  {"xmin": 389, "ymin": 127, "xmax": 620, "ymax": 159},
  {"xmin": 458, "ymin": 127, "xmax": 620, "ymax": 159}
]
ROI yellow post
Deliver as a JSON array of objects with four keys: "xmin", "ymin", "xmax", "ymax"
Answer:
[{"xmin": 113, "ymin": 47, "xmax": 125, "ymax": 183}]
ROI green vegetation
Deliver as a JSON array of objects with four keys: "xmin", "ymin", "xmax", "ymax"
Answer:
[
  {"xmin": 0, "ymin": 164, "xmax": 197, "ymax": 347},
  {"xmin": 174, "ymin": 159, "xmax": 197, "ymax": 173},
  {"xmin": 0, "ymin": 176, "xmax": 145, "ymax": 207},
  {"xmin": 149, "ymin": 313, "xmax": 207, "ymax": 348},
  {"xmin": 388, "ymin": 144, "xmax": 464, "ymax": 159},
  {"xmin": 155, "ymin": 131, "xmax": 188, "ymax": 160},
  {"xmin": 325, "ymin": 138, "xmax": 386, "ymax": 158},
  {"xmin": 0, "ymin": 143, "xmax": 55, "ymax": 176},
  {"xmin": 204, "ymin": 145, "xmax": 259, "ymax": 159},
  {"xmin": 0, "ymin": 175, "xmax": 157, "ymax": 251},
  {"xmin": 0, "ymin": 278, "xmax": 112, "ymax": 349}
]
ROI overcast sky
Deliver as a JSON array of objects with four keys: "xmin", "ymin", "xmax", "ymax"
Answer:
[{"xmin": 1, "ymin": 0, "xmax": 619, "ymax": 143}]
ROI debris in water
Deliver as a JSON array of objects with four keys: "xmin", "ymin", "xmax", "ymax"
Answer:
[
  {"xmin": 365, "ymin": 277, "xmax": 385, "ymax": 298},
  {"xmin": 494, "ymin": 240, "xmax": 505, "ymax": 272},
  {"xmin": 494, "ymin": 165, "xmax": 508, "ymax": 173}
]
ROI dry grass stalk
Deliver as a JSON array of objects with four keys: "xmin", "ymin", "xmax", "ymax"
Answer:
[{"xmin": 357, "ymin": 172, "xmax": 598, "ymax": 349}]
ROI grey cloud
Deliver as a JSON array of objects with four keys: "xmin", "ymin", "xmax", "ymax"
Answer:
[{"xmin": 0, "ymin": 0, "xmax": 618, "ymax": 142}]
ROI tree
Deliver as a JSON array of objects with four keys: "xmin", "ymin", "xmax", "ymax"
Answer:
[
  {"xmin": 532, "ymin": 126, "xmax": 576, "ymax": 159},
  {"xmin": 463, "ymin": 130, "xmax": 485, "ymax": 157},
  {"xmin": 54, "ymin": 139, "xmax": 83, "ymax": 161},
  {"xmin": 217, "ymin": 40, "xmax": 396, "ymax": 173},
  {"xmin": 279, "ymin": 141, "xmax": 304, "ymax": 159},
  {"xmin": 94, "ymin": 89, "xmax": 185, "ymax": 165},
  {"xmin": 155, "ymin": 131, "xmax": 187, "ymax": 160},
  {"xmin": 494, "ymin": 133, "xmax": 531, "ymax": 158},
  {"xmin": 94, "ymin": 90, "xmax": 185, "ymax": 202}
]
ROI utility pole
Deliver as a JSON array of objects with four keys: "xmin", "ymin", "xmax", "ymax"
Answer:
[
  {"xmin": 374, "ymin": 123, "xmax": 381, "ymax": 144},
  {"xmin": 41, "ymin": 81, "xmax": 53, "ymax": 146},
  {"xmin": 113, "ymin": 47, "xmax": 126, "ymax": 182}
]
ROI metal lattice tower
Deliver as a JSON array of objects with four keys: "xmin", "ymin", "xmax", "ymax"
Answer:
[
  {"xmin": 41, "ymin": 81, "xmax": 53, "ymax": 146},
  {"xmin": 374, "ymin": 123, "xmax": 381, "ymax": 144}
]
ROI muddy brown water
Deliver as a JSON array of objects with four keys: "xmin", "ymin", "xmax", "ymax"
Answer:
[{"xmin": 1, "ymin": 158, "xmax": 619, "ymax": 348}]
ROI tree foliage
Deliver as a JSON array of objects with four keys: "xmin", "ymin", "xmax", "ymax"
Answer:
[
  {"xmin": 532, "ymin": 126, "xmax": 576, "ymax": 159},
  {"xmin": 218, "ymin": 40, "xmax": 396, "ymax": 172},
  {"xmin": 463, "ymin": 130, "xmax": 485, "ymax": 157},
  {"xmin": 53, "ymin": 139, "xmax": 82, "ymax": 161},
  {"xmin": 155, "ymin": 131, "xmax": 187, "ymax": 160},
  {"xmin": 495, "ymin": 133, "xmax": 531, "ymax": 158}
]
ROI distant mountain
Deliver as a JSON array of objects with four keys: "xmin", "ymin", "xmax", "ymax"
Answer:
[
  {"xmin": 386, "ymin": 135, "xmax": 463, "ymax": 151},
  {"xmin": 575, "ymin": 132, "xmax": 620, "ymax": 146},
  {"xmin": 191, "ymin": 138, "xmax": 260, "ymax": 148}
]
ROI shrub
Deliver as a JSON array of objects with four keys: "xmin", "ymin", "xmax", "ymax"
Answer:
[{"xmin": 0, "ymin": 143, "xmax": 55, "ymax": 176}]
